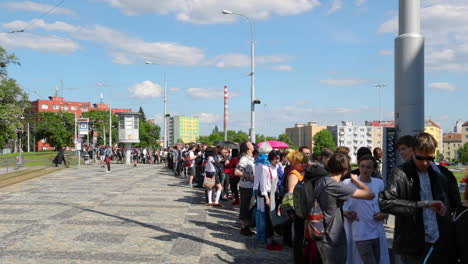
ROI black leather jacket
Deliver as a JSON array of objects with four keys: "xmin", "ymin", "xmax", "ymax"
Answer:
[{"xmin": 379, "ymin": 160, "xmax": 461, "ymax": 259}]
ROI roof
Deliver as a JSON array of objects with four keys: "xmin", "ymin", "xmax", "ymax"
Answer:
[
  {"xmin": 462, "ymin": 121, "xmax": 468, "ymax": 126},
  {"xmin": 443, "ymin": 133, "xmax": 462, "ymax": 142},
  {"xmin": 425, "ymin": 120, "xmax": 440, "ymax": 128}
]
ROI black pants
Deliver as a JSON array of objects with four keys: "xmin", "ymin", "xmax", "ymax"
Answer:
[
  {"xmin": 293, "ymin": 218, "xmax": 306, "ymax": 264},
  {"xmin": 229, "ymin": 176, "xmax": 240, "ymax": 199},
  {"xmin": 106, "ymin": 162, "xmax": 110, "ymax": 171},
  {"xmin": 264, "ymin": 198, "xmax": 274, "ymax": 239}
]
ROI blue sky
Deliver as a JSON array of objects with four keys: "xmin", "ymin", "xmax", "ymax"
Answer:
[{"xmin": 0, "ymin": 0, "xmax": 466, "ymax": 136}]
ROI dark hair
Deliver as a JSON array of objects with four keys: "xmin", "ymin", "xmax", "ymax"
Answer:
[
  {"xmin": 231, "ymin": 149, "xmax": 240, "ymax": 158},
  {"xmin": 335, "ymin": 146, "xmax": 350, "ymax": 155},
  {"xmin": 395, "ymin": 135, "xmax": 414, "ymax": 148},
  {"xmin": 358, "ymin": 154, "xmax": 377, "ymax": 169},
  {"xmin": 205, "ymin": 147, "xmax": 215, "ymax": 157},
  {"xmin": 239, "ymin": 141, "xmax": 251, "ymax": 156},
  {"xmin": 356, "ymin": 147, "xmax": 372, "ymax": 161},
  {"xmin": 373, "ymin": 147, "xmax": 382, "ymax": 156},
  {"xmin": 299, "ymin": 146, "xmax": 311, "ymax": 152},
  {"xmin": 326, "ymin": 152, "xmax": 351, "ymax": 175},
  {"xmin": 320, "ymin": 148, "xmax": 334, "ymax": 158},
  {"xmin": 268, "ymin": 150, "xmax": 281, "ymax": 161}
]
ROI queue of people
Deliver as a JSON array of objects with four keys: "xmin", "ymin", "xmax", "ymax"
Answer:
[{"xmin": 161, "ymin": 132, "xmax": 467, "ymax": 264}]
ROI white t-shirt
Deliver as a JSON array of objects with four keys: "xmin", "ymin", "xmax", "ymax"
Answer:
[
  {"xmin": 205, "ymin": 156, "xmax": 216, "ymax": 173},
  {"xmin": 237, "ymin": 155, "xmax": 255, "ymax": 189},
  {"xmin": 343, "ymin": 177, "xmax": 384, "ymax": 241},
  {"xmin": 188, "ymin": 150, "xmax": 195, "ymax": 168}
]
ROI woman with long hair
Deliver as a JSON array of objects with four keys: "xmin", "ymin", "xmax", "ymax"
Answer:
[
  {"xmin": 235, "ymin": 141, "xmax": 256, "ymax": 236},
  {"xmin": 204, "ymin": 147, "xmax": 223, "ymax": 206},
  {"xmin": 226, "ymin": 149, "xmax": 241, "ymax": 205}
]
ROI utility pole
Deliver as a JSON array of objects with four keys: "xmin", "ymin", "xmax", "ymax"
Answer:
[{"xmin": 27, "ymin": 122, "xmax": 30, "ymax": 152}]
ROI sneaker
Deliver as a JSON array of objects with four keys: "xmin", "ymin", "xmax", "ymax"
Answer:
[
  {"xmin": 266, "ymin": 242, "xmax": 283, "ymax": 251},
  {"xmin": 240, "ymin": 228, "xmax": 255, "ymax": 236},
  {"xmin": 106, "ymin": 171, "xmax": 111, "ymax": 173},
  {"xmin": 212, "ymin": 203, "xmax": 224, "ymax": 207},
  {"xmin": 207, "ymin": 203, "xmax": 214, "ymax": 206}
]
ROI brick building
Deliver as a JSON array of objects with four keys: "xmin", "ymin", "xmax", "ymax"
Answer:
[{"xmin": 31, "ymin": 96, "xmax": 131, "ymax": 151}]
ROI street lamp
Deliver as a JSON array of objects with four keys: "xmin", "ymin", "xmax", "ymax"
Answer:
[
  {"xmin": 97, "ymin": 83, "xmax": 112, "ymax": 147},
  {"xmin": 222, "ymin": 9, "xmax": 258, "ymax": 143},
  {"xmin": 144, "ymin": 61, "xmax": 168, "ymax": 149},
  {"xmin": 375, "ymin": 84, "xmax": 386, "ymax": 148}
]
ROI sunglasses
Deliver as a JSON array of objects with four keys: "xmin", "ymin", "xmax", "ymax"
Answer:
[{"xmin": 415, "ymin": 155, "xmax": 435, "ymax": 162}]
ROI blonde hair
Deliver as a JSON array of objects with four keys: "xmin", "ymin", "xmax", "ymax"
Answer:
[
  {"xmin": 413, "ymin": 132, "xmax": 437, "ymax": 154},
  {"xmin": 286, "ymin": 151, "xmax": 309, "ymax": 165}
]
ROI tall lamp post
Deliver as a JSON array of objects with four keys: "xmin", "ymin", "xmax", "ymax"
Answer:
[
  {"xmin": 144, "ymin": 61, "xmax": 168, "ymax": 149},
  {"xmin": 97, "ymin": 83, "xmax": 112, "ymax": 147},
  {"xmin": 222, "ymin": 9, "xmax": 259, "ymax": 143},
  {"xmin": 375, "ymin": 84, "xmax": 386, "ymax": 148}
]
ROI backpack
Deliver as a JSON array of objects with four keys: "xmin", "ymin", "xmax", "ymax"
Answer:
[{"xmin": 293, "ymin": 164, "xmax": 328, "ymax": 241}]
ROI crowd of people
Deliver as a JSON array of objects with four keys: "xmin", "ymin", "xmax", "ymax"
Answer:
[{"xmin": 161, "ymin": 132, "xmax": 467, "ymax": 264}]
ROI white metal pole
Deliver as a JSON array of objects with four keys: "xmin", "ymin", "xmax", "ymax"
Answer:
[
  {"xmin": 395, "ymin": 0, "xmax": 424, "ymax": 137},
  {"xmin": 164, "ymin": 74, "xmax": 167, "ymax": 149},
  {"xmin": 109, "ymin": 94, "xmax": 112, "ymax": 147},
  {"xmin": 251, "ymin": 37, "xmax": 256, "ymax": 143},
  {"xmin": 27, "ymin": 122, "xmax": 30, "ymax": 152}
]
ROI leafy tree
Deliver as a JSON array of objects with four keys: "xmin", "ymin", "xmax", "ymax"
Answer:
[
  {"xmin": 231, "ymin": 130, "xmax": 249, "ymax": 143},
  {"xmin": 82, "ymin": 110, "xmax": 118, "ymax": 146},
  {"xmin": 312, "ymin": 130, "xmax": 336, "ymax": 158},
  {"xmin": 138, "ymin": 106, "xmax": 146, "ymax": 122},
  {"xmin": 278, "ymin": 133, "xmax": 297, "ymax": 149},
  {"xmin": 136, "ymin": 121, "xmax": 160, "ymax": 148},
  {"xmin": 458, "ymin": 143, "xmax": 468, "ymax": 163},
  {"xmin": 0, "ymin": 47, "xmax": 28, "ymax": 148},
  {"xmin": 212, "ymin": 125, "xmax": 219, "ymax": 133},
  {"xmin": 35, "ymin": 112, "xmax": 75, "ymax": 149}
]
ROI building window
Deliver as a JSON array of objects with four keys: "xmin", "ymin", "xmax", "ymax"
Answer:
[
  {"xmin": 41, "ymin": 104, "xmax": 49, "ymax": 109},
  {"xmin": 81, "ymin": 106, "xmax": 88, "ymax": 112},
  {"xmin": 63, "ymin": 106, "xmax": 69, "ymax": 111},
  {"xmin": 71, "ymin": 106, "xmax": 77, "ymax": 110},
  {"xmin": 53, "ymin": 105, "xmax": 59, "ymax": 110}
]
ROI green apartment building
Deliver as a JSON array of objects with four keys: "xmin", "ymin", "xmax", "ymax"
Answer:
[{"xmin": 168, "ymin": 116, "xmax": 200, "ymax": 145}]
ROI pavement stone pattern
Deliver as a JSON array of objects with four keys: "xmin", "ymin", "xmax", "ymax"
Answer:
[{"xmin": 0, "ymin": 164, "xmax": 294, "ymax": 263}]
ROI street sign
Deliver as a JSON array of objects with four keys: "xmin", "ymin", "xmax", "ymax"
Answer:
[{"xmin": 78, "ymin": 119, "xmax": 89, "ymax": 135}]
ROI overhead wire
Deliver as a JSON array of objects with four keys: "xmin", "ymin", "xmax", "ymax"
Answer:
[{"xmin": 22, "ymin": 0, "xmax": 66, "ymax": 32}]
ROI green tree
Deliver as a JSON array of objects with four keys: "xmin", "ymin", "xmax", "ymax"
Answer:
[
  {"xmin": 312, "ymin": 130, "xmax": 336, "ymax": 158},
  {"xmin": 138, "ymin": 106, "xmax": 146, "ymax": 122},
  {"xmin": 278, "ymin": 133, "xmax": 297, "ymax": 149},
  {"xmin": 212, "ymin": 125, "xmax": 219, "ymax": 133},
  {"xmin": 0, "ymin": 47, "xmax": 28, "ymax": 148},
  {"xmin": 35, "ymin": 112, "xmax": 75, "ymax": 149},
  {"xmin": 137, "ymin": 121, "xmax": 160, "ymax": 148},
  {"xmin": 82, "ymin": 110, "xmax": 118, "ymax": 146},
  {"xmin": 231, "ymin": 130, "xmax": 249, "ymax": 143},
  {"xmin": 458, "ymin": 143, "xmax": 468, "ymax": 163}
]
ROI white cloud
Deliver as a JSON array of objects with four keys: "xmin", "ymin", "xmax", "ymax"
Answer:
[
  {"xmin": 104, "ymin": 0, "xmax": 321, "ymax": 24},
  {"xmin": 0, "ymin": 32, "xmax": 79, "ymax": 53},
  {"xmin": 378, "ymin": 49, "xmax": 393, "ymax": 56},
  {"xmin": 327, "ymin": 0, "xmax": 343, "ymax": 15},
  {"xmin": 379, "ymin": 1, "xmax": 468, "ymax": 72},
  {"xmin": 271, "ymin": 65, "xmax": 293, "ymax": 71},
  {"xmin": 186, "ymin": 88, "xmax": 240, "ymax": 99},
  {"xmin": 128, "ymin": 81, "xmax": 162, "ymax": 98},
  {"xmin": 355, "ymin": 0, "xmax": 366, "ymax": 7},
  {"xmin": 198, "ymin": 112, "xmax": 222, "ymax": 123},
  {"xmin": 214, "ymin": 54, "xmax": 292, "ymax": 68},
  {"xmin": 2, "ymin": 19, "xmax": 291, "ymax": 67},
  {"xmin": 4, "ymin": 1, "xmax": 77, "ymax": 16},
  {"xmin": 429, "ymin": 82, "xmax": 458, "ymax": 92},
  {"xmin": 320, "ymin": 78, "xmax": 368, "ymax": 86}
]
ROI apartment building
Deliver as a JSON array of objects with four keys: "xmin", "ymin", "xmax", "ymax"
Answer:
[
  {"xmin": 285, "ymin": 122, "xmax": 327, "ymax": 151},
  {"xmin": 328, "ymin": 121, "xmax": 374, "ymax": 163},
  {"xmin": 168, "ymin": 116, "xmax": 199, "ymax": 145},
  {"xmin": 442, "ymin": 133, "xmax": 462, "ymax": 161}
]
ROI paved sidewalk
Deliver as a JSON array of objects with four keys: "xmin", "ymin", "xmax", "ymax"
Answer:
[{"xmin": 0, "ymin": 164, "xmax": 292, "ymax": 264}]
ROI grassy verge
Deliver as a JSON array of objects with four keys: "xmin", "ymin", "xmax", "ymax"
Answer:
[{"xmin": 0, "ymin": 167, "xmax": 63, "ymax": 188}]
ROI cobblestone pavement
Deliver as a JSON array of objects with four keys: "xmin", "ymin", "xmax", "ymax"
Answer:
[{"xmin": 0, "ymin": 164, "xmax": 293, "ymax": 264}]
